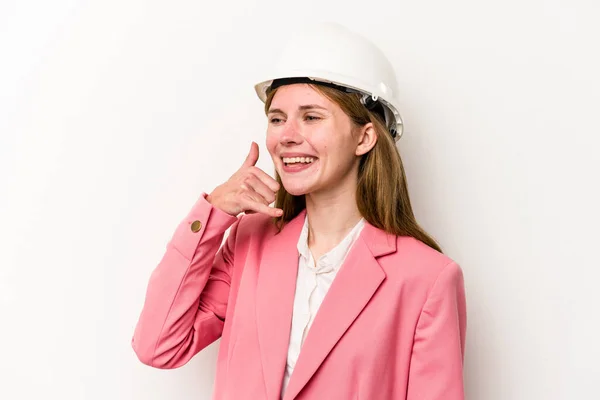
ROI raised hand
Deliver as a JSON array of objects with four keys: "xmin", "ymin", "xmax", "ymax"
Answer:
[{"xmin": 206, "ymin": 142, "xmax": 283, "ymax": 217}]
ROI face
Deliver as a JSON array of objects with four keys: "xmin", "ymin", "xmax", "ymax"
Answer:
[{"xmin": 266, "ymin": 84, "xmax": 372, "ymax": 197}]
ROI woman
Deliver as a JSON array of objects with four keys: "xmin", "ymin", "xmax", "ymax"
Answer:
[{"xmin": 132, "ymin": 23, "xmax": 467, "ymax": 400}]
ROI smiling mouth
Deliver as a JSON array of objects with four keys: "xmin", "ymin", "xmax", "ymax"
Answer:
[{"xmin": 282, "ymin": 156, "xmax": 317, "ymax": 167}]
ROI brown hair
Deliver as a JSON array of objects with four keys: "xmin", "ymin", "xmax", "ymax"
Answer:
[{"xmin": 265, "ymin": 84, "xmax": 442, "ymax": 253}]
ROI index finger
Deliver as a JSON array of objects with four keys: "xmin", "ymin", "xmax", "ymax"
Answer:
[{"xmin": 248, "ymin": 167, "xmax": 280, "ymax": 192}]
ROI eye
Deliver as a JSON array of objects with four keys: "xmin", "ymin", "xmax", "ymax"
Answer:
[
  {"xmin": 269, "ymin": 117, "xmax": 284, "ymax": 124},
  {"xmin": 305, "ymin": 115, "xmax": 321, "ymax": 121}
]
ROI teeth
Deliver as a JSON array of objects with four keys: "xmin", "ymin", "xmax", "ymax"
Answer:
[{"xmin": 282, "ymin": 157, "xmax": 316, "ymax": 164}]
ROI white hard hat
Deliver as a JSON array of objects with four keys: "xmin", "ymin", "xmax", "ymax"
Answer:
[{"xmin": 254, "ymin": 22, "xmax": 404, "ymax": 141}]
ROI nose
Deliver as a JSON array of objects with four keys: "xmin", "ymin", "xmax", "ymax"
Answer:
[{"xmin": 279, "ymin": 119, "xmax": 303, "ymax": 146}]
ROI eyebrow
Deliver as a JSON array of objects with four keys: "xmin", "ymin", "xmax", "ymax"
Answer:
[{"xmin": 267, "ymin": 104, "xmax": 328, "ymax": 115}]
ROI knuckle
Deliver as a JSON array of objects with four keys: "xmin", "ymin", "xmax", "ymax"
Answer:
[
  {"xmin": 246, "ymin": 174, "xmax": 258, "ymax": 184},
  {"xmin": 237, "ymin": 193, "xmax": 250, "ymax": 205}
]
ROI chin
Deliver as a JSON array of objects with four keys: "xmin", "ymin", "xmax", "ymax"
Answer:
[
  {"xmin": 282, "ymin": 186, "xmax": 310, "ymax": 197},
  {"xmin": 280, "ymin": 180, "xmax": 314, "ymax": 197}
]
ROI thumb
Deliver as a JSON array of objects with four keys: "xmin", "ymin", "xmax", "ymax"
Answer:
[{"xmin": 241, "ymin": 141, "xmax": 259, "ymax": 168}]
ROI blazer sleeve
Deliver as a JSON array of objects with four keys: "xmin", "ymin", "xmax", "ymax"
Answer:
[
  {"xmin": 406, "ymin": 261, "xmax": 467, "ymax": 400},
  {"xmin": 131, "ymin": 193, "xmax": 241, "ymax": 369}
]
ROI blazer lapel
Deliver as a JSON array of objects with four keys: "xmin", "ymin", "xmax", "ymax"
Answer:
[
  {"xmin": 256, "ymin": 210, "xmax": 306, "ymax": 400},
  {"xmin": 283, "ymin": 222, "xmax": 397, "ymax": 400}
]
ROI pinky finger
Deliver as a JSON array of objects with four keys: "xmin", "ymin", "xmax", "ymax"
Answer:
[{"xmin": 245, "ymin": 200, "xmax": 283, "ymax": 217}]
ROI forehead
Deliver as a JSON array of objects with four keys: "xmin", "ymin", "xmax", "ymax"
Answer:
[{"xmin": 270, "ymin": 83, "xmax": 332, "ymax": 109}]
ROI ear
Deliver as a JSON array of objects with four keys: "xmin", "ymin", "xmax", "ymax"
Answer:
[{"xmin": 355, "ymin": 122, "xmax": 378, "ymax": 156}]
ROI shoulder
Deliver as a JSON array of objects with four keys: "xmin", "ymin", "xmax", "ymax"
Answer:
[
  {"xmin": 396, "ymin": 235, "xmax": 454, "ymax": 270},
  {"xmin": 380, "ymin": 235, "xmax": 463, "ymax": 292}
]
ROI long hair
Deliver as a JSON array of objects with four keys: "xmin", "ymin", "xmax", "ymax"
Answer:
[{"xmin": 264, "ymin": 85, "xmax": 442, "ymax": 253}]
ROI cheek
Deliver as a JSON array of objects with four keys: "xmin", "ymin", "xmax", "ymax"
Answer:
[
  {"xmin": 323, "ymin": 138, "xmax": 356, "ymax": 169},
  {"xmin": 265, "ymin": 132, "xmax": 279, "ymax": 157}
]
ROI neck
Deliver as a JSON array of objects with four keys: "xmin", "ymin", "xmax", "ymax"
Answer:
[{"xmin": 304, "ymin": 180, "xmax": 362, "ymax": 249}]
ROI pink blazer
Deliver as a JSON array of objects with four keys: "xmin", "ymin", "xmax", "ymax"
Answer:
[{"xmin": 132, "ymin": 194, "xmax": 467, "ymax": 399}]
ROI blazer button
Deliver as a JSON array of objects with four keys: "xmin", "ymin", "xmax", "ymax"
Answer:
[{"xmin": 190, "ymin": 220, "xmax": 202, "ymax": 233}]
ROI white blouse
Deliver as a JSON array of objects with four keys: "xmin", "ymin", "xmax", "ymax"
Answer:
[{"xmin": 280, "ymin": 215, "xmax": 365, "ymax": 397}]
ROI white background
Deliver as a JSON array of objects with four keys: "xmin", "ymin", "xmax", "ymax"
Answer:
[{"xmin": 1, "ymin": 1, "xmax": 599, "ymax": 399}]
